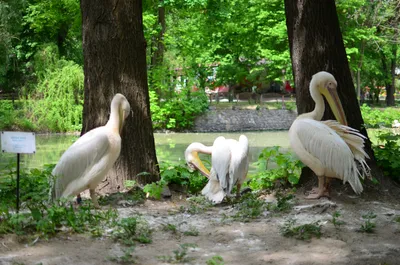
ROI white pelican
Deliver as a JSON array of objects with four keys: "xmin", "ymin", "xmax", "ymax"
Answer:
[
  {"xmin": 50, "ymin": 93, "xmax": 131, "ymax": 208},
  {"xmin": 289, "ymin": 71, "xmax": 369, "ymax": 199},
  {"xmin": 185, "ymin": 135, "xmax": 249, "ymax": 203}
]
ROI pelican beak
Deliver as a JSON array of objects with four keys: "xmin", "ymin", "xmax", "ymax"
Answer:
[
  {"xmin": 321, "ymin": 84, "xmax": 348, "ymax": 126},
  {"xmin": 119, "ymin": 110, "xmax": 126, "ymax": 134},
  {"xmin": 189, "ymin": 152, "xmax": 210, "ymax": 178}
]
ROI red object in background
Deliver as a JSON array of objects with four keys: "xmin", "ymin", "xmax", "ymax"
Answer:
[
  {"xmin": 285, "ymin": 81, "xmax": 293, "ymax": 93},
  {"xmin": 213, "ymin": 85, "xmax": 229, "ymax": 93}
]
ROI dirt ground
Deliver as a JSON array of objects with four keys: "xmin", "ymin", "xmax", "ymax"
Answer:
[{"xmin": 1, "ymin": 189, "xmax": 399, "ymax": 265}]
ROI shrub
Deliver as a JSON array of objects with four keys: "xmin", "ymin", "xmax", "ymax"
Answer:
[
  {"xmin": 360, "ymin": 104, "xmax": 400, "ymax": 128},
  {"xmin": 150, "ymin": 88, "xmax": 208, "ymax": 130},
  {"xmin": 248, "ymin": 146, "xmax": 304, "ymax": 191},
  {"xmin": 372, "ymin": 131, "xmax": 400, "ymax": 182}
]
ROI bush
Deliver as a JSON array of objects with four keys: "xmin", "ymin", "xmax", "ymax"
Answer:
[
  {"xmin": 372, "ymin": 132, "xmax": 400, "ymax": 182},
  {"xmin": 150, "ymin": 88, "xmax": 208, "ymax": 130},
  {"xmin": 360, "ymin": 104, "xmax": 400, "ymax": 128},
  {"xmin": 248, "ymin": 146, "xmax": 304, "ymax": 191},
  {"xmin": 0, "ymin": 100, "xmax": 35, "ymax": 131}
]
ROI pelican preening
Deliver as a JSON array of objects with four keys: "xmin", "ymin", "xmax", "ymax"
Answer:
[
  {"xmin": 289, "ymin": 71, "xmax": 369, "ymax": 199},
  {"xmin": 185, "ymin": 135, "xmax": 249, "ymax": 203},
  {"xmin": 51, "ymin": 93, "xmax": 131, "ymax": 208}
]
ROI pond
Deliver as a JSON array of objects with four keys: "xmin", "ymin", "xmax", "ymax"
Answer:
[
  {"xmin": 0, "ymin": 131, "xmax": 290, "ymax": 175},
  {"xmin": 0, "ymin": 129, "xmax": 390, "ymax": 175}
]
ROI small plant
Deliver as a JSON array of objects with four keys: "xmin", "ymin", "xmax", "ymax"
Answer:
[
  {"xmin": 124, "ymin": 180, "xmax": 136, "ymax": 189},
  {"xmin": 206, "ymin": 255, "xmax": 225, "ymax": 265},
  {"xmin": 108, "ymin": 246, "xmax": 136, "ymax": 264},
  {"xmin": 358, "ymin": 211, "xmax": 377, "ymax": 233},
  {"xmin": 249, "ymin": 146, "xmax": 304, "ymax": 191},
  {"xmin": 158, "ymin": 243, "xmax": 197, "ymax": 263},
  {"xmin": 331, "ymin": 211, "xmax": 345, "ymax": 228},
  {"xmin": 280, "ymin": 219, "xmax": 322, "ymax": 241},
  {"xmin": 394, "ymin": 215, "xmax": 400, "ymax": 223},
  {"xmin": 270, "ymin": 190, "xmax": 296, "ymax": 212},
  {"xmin": 162, "ymin": 223, "xmax": 178, "ymax": 234},
  {"xmin": 372, "ymin": 132, "xmax": 400, "ymax": 182},
  {"xmin": 233, "ymin": 193, "xmax": 267, "ymax": 221},
  {"xmin": 143, "ymin": 180, "xmax": 166, "ymax": 200},
  {"xmin": 179, "ymin": 195, "xmax": 213, "ymax": 214},
  {"xmin": 112, "ymin": 217, "xmax": 152, "ymax": 245}
]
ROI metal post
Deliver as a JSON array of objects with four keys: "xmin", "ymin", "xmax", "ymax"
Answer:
[{"xmin": 16, "ymin": 153, "xmax": 20, "ymax": 213}]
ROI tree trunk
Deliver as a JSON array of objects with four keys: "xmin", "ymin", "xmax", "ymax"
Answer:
[
  {"xmin": 284, "ymin": 0, "xmax": 386, "ymax": 191},
  {"xmin": 80, "ymin": 0, "xmax": 160, "ymax": 193},
  {"xmin": 151, "ymin": 1, "xmax": 166, "ymax": 67}
]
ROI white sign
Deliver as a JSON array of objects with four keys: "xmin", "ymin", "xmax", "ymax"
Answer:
[{"xmin": 1, "ymin": 131, "xmax": 36, "ymax": 154}]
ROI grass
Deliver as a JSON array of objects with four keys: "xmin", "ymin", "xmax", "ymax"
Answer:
[
  {"xmin": 233, "ymin": 193, "xmax": 268, "ymax": 222},
  {"xmin": 157, "ymin": 243, "xmax": 198, "ymax": 263},
  {"xmin": 210, "ymin": 98, "xmax": 296, "ymax": 111},
  {"xmin": 108, "ymin": 246, "xmax": 136, "ymax": 264},
  {"xmin": 280, "ymin": 219, "xmax": 322, "ymax": 241},
  {"xmin": 206, "ymin": 255, "xmax": 225, "ymax": 265},
  {"xmin": 358, "ymin": 212, "xmax": 377, "ymax": 233},
  {"xmin": 331, "ymin": 211, "xmax": 345, "ymax": 228}
]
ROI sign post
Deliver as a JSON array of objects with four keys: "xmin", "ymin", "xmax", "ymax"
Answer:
[{"xmin": 1, "ymin": 131, "xmax": 36, "ymax": 213}]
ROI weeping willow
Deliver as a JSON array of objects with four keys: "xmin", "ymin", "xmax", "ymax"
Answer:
[{"xmin": 24, "ymin": 45, "xmax": 84, "ymax": 132}]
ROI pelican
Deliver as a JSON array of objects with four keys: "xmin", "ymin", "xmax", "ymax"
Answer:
[
  {"xmin": 289, "ymin": 71, "xmax": 369, "ymax": 199},
  {"xmin": 50, "ymin": 93, "xmax": 131, "ymax": 208},
  {"xmin": 185, "ymin": 135, "xmax": 249, "ymax": 203}
]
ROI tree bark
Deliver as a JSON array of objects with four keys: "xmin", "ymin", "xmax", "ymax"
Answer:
[
  {"xmin": 80, "ymin": 0, "xmax": 160, "ymax": 192},
  {"xmin": 284, "ymin": 0, "xmax": 386, "ymax": 191}
]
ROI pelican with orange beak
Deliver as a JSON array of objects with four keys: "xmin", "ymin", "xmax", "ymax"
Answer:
[{"xmin": 289, "ymin": 71, "xmax": 369, "ymax": 199}]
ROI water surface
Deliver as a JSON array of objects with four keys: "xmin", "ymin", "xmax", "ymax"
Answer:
[{"xmin": 0, "ymin": 131, "xmax": 289, "ymax": 174}]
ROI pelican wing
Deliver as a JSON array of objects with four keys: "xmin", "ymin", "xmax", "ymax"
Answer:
[
  {"xmin": 322, "ymin": 120, "xmax": 370, "ymax": 177},
  {"xmin": 52, "ymin": 127, "xmax": 111, "ymax": 199},
  {"xmin": 227, "ymin": 137, "xmax": 249, "ymax": 194},
  {"xmin": 211, "ymin": 137, "xmax": 231, "ymax": 191},
  {"xmin": 290, "ymin": 118, "xmax": 364, "ymax": 194}
]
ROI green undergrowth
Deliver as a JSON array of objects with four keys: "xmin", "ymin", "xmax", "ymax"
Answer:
[
  {"xmin": 280, "ymin": 219, "xmax": 322, "ymax": 241},
  {"xmin": 361, "ymin": 104, "xmax": 400, "ymax": 129},
  {"xmin": 248, "ymin": 146, "xmax": 304, "ymax": 191},
  {"xmin": 372, "ymin": 131, "xmax": 400, "ymax": 183},
  {"xmin": 143, "ymin": 161, "xmax": 208, "ymax": 199}
]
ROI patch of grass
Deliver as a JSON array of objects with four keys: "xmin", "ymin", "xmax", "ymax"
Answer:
[
  {"xmin": 183, "ymin": 226, "xmax": 199, "ymax": 236},
  {"xmin": 233, "ymin": 193, "xmax": 267, "ymax": 222},
  {"xmin": 206, "ymin": 255, "xmax": 225, "ymax": 265},
  {"xmin": 358, "ymin": 212, "xmax": 377, "ymax": 233},
  {"xmin": 162, "ymin": 223, "xmax": 178, "ymax": 234},
  {"xmin": 179, "ymin": 195, "xmax": 213, "ymax": 214},
  {"xmin": 99, "ymin": 187, "xmax": 146, "ymax": 206},
  {"xmin": 331, "ymin": 211, "xmax": 345, "ymax": 228},
  {"xmin": 280, "ymin": 219, "xmax": 322, "ymax": 241},
  {"xmin": 108, "ymin": 246, "xmax": 136, "ymax": 264},
  {"xmin": 394, "ymin": 215, "xmax": 400, "ymax": 223},
  {"xmin": 112, "ymin": 217, "xmax": 152, "ymax": 246},
  {"xmin": 270, "ymin": 190, "xmax": 296, "ymax": 213},
  {"xmin": 158, "ymin": 243, "xmax": 197, "ymax": 263}
]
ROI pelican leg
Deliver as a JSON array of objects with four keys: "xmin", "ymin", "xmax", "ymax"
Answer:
[
  {"xmin": 76, "ymin": 193, "xmax": 82, "ymax": 205},
  {"xmin": 89, "ymin": 189, "xmax": 100, "ymax": 209},
  {"xmin": 306, "ymin": 176, "xmax": 330, "ymax": 199},
  {"xmin": 236, "ymin": 183, "xmax": 242, "ymax": 198}
]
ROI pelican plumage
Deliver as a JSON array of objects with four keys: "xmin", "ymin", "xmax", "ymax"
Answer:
[
  {"xmin": 50, "ymin": 93, "xmax": 131, "ymax": 207},
  {"xmin": 185, "ymin": 135, "xmax": 249, "ymax": 203},
  {"xmin": 289, "ymin": 71, "xmax": 369, "ymax": 199}
]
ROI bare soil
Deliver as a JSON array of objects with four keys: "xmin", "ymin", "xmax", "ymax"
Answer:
[{"xmin": 1, "ymin": 190, "xmax": 399, "ymax": 265}]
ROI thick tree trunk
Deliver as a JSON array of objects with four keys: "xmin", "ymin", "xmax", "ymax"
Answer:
[
  {"xmin": 80, "ymin": 0, "xmax": 159, "ymax": 192},
  {"xmin": 284, "ymin": 0, "xmax": 386, "ymax": 191}
]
